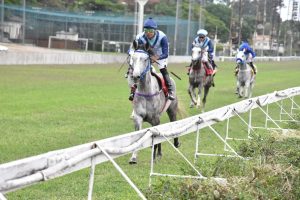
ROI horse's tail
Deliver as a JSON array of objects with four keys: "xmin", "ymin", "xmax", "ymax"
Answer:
[{"xmin": 176, "ymin": 99, "xmax": 188, "ymax": 120}]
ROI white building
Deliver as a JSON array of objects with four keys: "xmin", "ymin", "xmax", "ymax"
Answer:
[
  {"xmin": 213, "ymin": 0, "xmax": 227, "ymax": 5},
  {"xmin": 281, "ymin": 0, "xmax": 300, "ymax": 21},
  {"xmin": 252, "ymin": 32, "xmax": 284, "ymax": 54},
  {"xmin": 292, "ymin": 0, "xmax": 300, "ymax": 21}
]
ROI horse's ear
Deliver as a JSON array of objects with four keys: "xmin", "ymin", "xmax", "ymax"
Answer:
[{"xmin": 133, "ymin": 40, "xmax": 138, "ymax": 50}]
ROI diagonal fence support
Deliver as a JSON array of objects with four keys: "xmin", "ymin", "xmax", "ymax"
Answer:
[
  {"xmin": 0, "ymin": 193, "xmax": 6, "ymax": 200},
  {"xmin": 149, "ymin": 133, "xmax": 206, "ymax": 187},
  {"xmin": 87, "ymin": 155, "xmax": 96, "ymax": 200},
  {"xmin": 252, "ymin": 103, "xmax": 283, "ymax": 130},
  {"xmin": 96, "ymin": 144, "xmax": 147, "ymax": 200},
  {"xmin": 275, "ymin": 101, "xmax": 298, "ymax": 122},
  {"xmin": 290, "ymin": 96, "xmax": 300, "ymax": 115},
  {"xmin": 195, "ymin": 120, "xmax": 244, "ymax": 159}
]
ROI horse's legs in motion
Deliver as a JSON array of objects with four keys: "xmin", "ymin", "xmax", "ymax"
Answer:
[
  {"xmin": 167, "ymin": 103, "xmax": 180, "ymax": 148},
  {"xmin": 196, "ymin": 83, "xmax": 202, "ymax": 109},
  {"xmin": 188, "ymin": 85, "xmax": 197, "ymax": 108},
  {"xmin": 150, "ymin": 118, "xmax": 161, "ymax": 161},
  {"xmin": 202, "ymin": 84, "xmax": 210, "ymax": 112},
  {"xmin": 129, "ymin": 115, "xmax": 143, "ymax": 164}
]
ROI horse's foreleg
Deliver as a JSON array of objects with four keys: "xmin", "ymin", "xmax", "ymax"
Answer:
[
  {"xmin": 202, "ymin": 85, "xmax": 210, "ymax": 112},
  {"xmin": 188, "ymin": 86, "xmax": 197, "ymax": 107},
  {"xmin": 129, "ymin": 116, "xmax": 143, "ymax": 164},
  {"xmin": 156, "ymin": 144, "xmax": 162, "ymax": 159},
  {"xmin": 196, "ymin": 84, "xmax": 202, "ymax": 109},
  {"xmin": 166, "ymin": 105, "xmax": 180, "ymax": 149},
  {"xmin": 245, "ymin": 81, "xmax": 250, "ymax": 98}
]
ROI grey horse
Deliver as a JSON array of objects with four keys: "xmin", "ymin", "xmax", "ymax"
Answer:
[
  {"xmin": 235, "ymin": 50, "xmax": 255, "ymax": 98},
  {"xmin": 188, "ymin": 46, "xmax": 213, "ymax": 112},
  {"xmin": 128, "ymin": 41, "xmax": 180, "ymax": 164}
]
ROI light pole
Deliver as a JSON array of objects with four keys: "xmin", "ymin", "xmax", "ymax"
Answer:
[
  {"xmin": 1, "ymin": 0, "xmax": 4, "ymax": 42},
  {"xmin": 173, "ymin": 0, "xmax": 180, "ymax": 55},
  {"xmin": 136, "ymin": 0, "xmax": 148, "ymax": 34},
  {"xmin": 185, "ymin": 0, "xmax": 192, "ymax": 55},
  {"xmin": 22, "ymin": 0, "xmax": 26, "ymax": 44}
]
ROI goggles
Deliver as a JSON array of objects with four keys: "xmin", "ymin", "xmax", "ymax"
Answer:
[
  {"xmin": 144, "ymin": 28, "xmax": 155, "ymax": 33},
  {"xmin": 199, "ymin": 35, "xmax": 205, "ymax": 39}
]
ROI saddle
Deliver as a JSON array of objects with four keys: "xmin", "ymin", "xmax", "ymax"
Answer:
[
  {"xmin": 202, "ymin": 63, "xmax": 214, "ymax": 76},
  {"xmin": 151, "ymin": 72, "xmax": 168, "ymax": 97}
]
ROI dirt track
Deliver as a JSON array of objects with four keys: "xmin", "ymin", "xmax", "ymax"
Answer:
[{"xmin": 0, "ymin": 42, "xmax": 72, "ymax": 53}]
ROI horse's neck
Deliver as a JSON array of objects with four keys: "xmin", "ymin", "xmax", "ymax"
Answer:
[
  {"xmin": 137, "ymin": 72, "xmax": 158, "ymax": 93},
  {"xmin": 192, "ymin": 59, "xmax": 201, "ymax": 69},
  {"xmin": 239, "ymin": 63, "xmax": 249, "ymax": 71}
]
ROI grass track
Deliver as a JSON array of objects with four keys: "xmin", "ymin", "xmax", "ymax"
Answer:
[{"xmin": 0, "ymin": 61, "xmax": 299, "ymax": 199}]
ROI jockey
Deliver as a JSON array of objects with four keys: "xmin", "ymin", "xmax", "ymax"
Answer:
[
  {"xmin": 235, "ymin": 41, "xmax": 257, "ymax": 75},
  {"xmin": 187, "ymin": 29, "xmax": 217, "ymax": 86},
  {"xmin": 192, "ymin": 29, "xmax": 217, "ymax": 71},
  {"xmin": 127, "ymin": 17, "xmax": 175, "ymax": 101}
]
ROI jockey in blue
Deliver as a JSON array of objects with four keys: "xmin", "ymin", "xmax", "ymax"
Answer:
[
  {"xmin": 235, "ymin": 41, "xmax": 257, "ymax": 75},
  {"xmin": 127, "ymin": 17, "xmax": 175, "ymax": 101}
]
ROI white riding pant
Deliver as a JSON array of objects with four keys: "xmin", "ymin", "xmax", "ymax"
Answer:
[
  {"xmin": 246, "ymin": 53, "xmax": 254, "ymax": 63},
  {"xmin": 201, "ymin": 51, "xmax": 209, "ymax": 62},
  {"xmin": 156, "ymin": 58, "xmax": 168, "ymax": 69}
]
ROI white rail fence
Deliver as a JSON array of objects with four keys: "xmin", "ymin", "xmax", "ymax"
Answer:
[{"xmin": 0, "ymin": 87, "xmax": 299, "ymax": 199}]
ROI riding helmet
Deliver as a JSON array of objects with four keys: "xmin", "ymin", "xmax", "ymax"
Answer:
[
  {"xmin": 197, "ymin": 29, "xmax": 208, "ymax": 37},
  {"xmin": 143, "ymin": 17, "xmax": 158, "ymax": 29}
]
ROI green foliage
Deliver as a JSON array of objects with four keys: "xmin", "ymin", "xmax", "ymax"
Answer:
[
  {"xmin": 146, "ymin": 132, "xmax": 300, "ymax": 199},
  {"xmin": 205, "ymin": 3, "xmax": 231, "ymax": 27}
]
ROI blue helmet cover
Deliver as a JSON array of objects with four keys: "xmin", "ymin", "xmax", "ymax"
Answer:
[{"xmin": 143, "ymin": 17, "xmax": 158, "ymax": 29}]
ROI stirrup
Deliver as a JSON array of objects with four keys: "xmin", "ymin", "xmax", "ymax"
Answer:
[
  {"xmin": 129, "ymin": 94, "xmax": 134, "ymax": 101},
  {"xmin": 167, "ymin": 91, "xmax": 175, "ymax": 100}
]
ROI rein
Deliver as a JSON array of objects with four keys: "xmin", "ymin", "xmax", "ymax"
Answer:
[
  {"xmin": 133, "ymin": 49, "xmax": 161, "ymax": 98},
  {"xmin": 135, "ymin": 90, "xmax": 161, "ymax": 99},
  {"xmin": 134, "ymin": 49, "xmax": 151, "ymax": 81}
]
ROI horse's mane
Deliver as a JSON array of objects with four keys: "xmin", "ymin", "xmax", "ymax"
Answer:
[{"xmin": 133, "ymin": 40, "xmax": 154, "ymax": 56}]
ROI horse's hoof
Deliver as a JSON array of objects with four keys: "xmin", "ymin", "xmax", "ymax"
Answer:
[
  {"xmin": 174, "ymin": 142, "xmax": 181, "ymax": 148},
  {"xmin": 129, "ymin": 157, "xmax": 137, "ymax": 165},
  {"xmin": 157, "ymin": 153, "xmax": 162, "ymax": 160}
]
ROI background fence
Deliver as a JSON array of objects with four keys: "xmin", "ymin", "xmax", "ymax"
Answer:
[{"xmin": 0, "ymin": 4, "xmax": 200, "ymax": 55}]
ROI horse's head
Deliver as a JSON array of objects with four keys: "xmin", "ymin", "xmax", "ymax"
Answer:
[
  {"xmin": 131, "ymin": 40, "xmax": 151, "ymax": 82},
  {"xmin": 191, "ymin": 46, "xmax": 202, "ymax": 62},
  {"xmin": 236, "ymin": 50, "xmax": 246, "ymax": 66}
]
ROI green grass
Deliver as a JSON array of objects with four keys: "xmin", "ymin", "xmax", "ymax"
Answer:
[{"xmin": 0, "ymin": 61, "xmax": 299, "ymax": 199}]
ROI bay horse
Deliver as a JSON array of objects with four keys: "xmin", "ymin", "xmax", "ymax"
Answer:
[
  {"xmin": 235, "ymin": 50, "xmax": 255, "ymax": 98},
  {"xmin": 188, "ymin": 46, "xmax": 213, "ymax": 112},
  {"xmin": 128, "ymin": 41, "xmax": 180, "ymax": 164}
]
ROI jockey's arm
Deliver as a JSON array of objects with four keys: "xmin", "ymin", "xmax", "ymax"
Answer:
[
  {"xmin": 157, "ymin": 36, "xmax": 169, "ymax": 60},
  {"xmin": 207, "ymin": 40, "xmax": 214, "ymax": 55}
]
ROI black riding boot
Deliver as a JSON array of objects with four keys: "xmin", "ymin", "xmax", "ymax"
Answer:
[
  {"xmin": 187, "ymin": 62, "xmax": 192, "ymax": 75},
  {"xmin": 249, "ymin": 62, "xmax": 257, "ymax": 74},
  {"xmin": 129, "ymin": 84, "xmax": 137, "ymax": 101},
  {"xmin": 211, "ymin": 60, "xmax": 218, "ymax": 69},
  {"xmin": 160, "ymin": 68, "xmax": 175, "ymax": 100}
]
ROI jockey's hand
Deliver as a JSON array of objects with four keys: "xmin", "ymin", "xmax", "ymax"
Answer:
[{"xmin": 150, "ymin": 55, "xmax": 159, "ymax": 62}]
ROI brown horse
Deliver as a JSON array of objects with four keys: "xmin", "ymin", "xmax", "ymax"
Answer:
[{"xmin": 188, "ymin": 46, "xmax": 213, "ymax": 112}]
